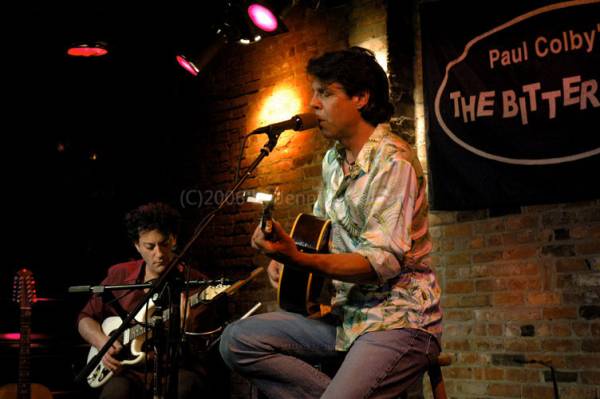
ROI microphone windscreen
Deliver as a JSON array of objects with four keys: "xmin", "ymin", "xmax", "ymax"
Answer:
[{"xmin": 295, "ymin": 113, "xmax": 319, "ymax": 131}]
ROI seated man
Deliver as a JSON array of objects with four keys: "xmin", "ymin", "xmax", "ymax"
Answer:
[
  {"xmin": 219, "ymin": 47, "xmax": 443, "ymax": 398},
  {"xmin": 77, "ymin": 202, "xmax": 215, "ymax": 399}
]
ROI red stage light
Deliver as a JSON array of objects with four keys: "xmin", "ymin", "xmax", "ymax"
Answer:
[
  {"xmin": 1, "ymin": 333, "xmax": 21, "ymax": 341},
  {"xmin": 247, "ymin": 3, "xmax": 278, "ymax": 32},
  {"xmin": 176, "ymin": 55, "xmax": 200, "ymax": 76},
  {"xmin": 67, "ymin": 43, "xmax": 108, "ymax": 57}
]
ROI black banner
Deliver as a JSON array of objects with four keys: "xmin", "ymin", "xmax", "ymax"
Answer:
[{"xmin": 420, "ymin": 0, "xmax": 600, "ymax": 210}]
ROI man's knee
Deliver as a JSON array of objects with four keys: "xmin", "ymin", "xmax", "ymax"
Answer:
[
  {"xmin": 219, "ymin": 318, "xmax": 266, "ymax": 372},
  {"xmin": 219, "ymin": 321, "xmax": 242, "ymax": 369}
]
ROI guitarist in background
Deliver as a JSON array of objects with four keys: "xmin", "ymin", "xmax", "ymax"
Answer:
[
  {"xmin": 77, "ymin": 202, "xmax": 209, "ymax": 399},
  {"xmin": 219, "ymin": 47, "xmax": 443, "ymax": 398}
]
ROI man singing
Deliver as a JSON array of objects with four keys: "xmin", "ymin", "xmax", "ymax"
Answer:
[{"xmin": 219, "ymin": 47, "xmax": 443, "ymax": 398}]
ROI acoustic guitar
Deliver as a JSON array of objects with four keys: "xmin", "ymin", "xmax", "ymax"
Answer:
[
  {"xmin": 0, "ymin": 269, "xmax": 53, "ymax": 399},
  {"xmin": 276, "ymin": 213, "xmax": 332, "ymax": 316}
]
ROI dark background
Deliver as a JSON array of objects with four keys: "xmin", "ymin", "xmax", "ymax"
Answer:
[
  {"xmin": 5, "ymin": 2, "xmax": 229, "ymax": 300},
  {"xmin": 2, "ymin": 1, "xmax": 269, "ymax": 393}
]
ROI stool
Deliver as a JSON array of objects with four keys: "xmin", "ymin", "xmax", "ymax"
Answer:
[
  {"xmin": 399, "ymin": 352, "xmax": 452, "ymax": 399},
  {"xmin": 427, "ymin": 353, "xmax": 452, "ymax": 399}
]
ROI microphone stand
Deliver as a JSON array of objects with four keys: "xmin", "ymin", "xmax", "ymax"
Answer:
[
  {"xmin": 152, "ymin": 298, "xmax": 165, "ymax": 399},
  {"xmin": 74, "ymin": 126, "xmax": 286, "ymax": 398},
  {"xmin": 68, "ymin": 278, "xmax": 232, "ymax": 294},
  {"xmin": 166, "ymin": 272, "xmax": 182, "ymax": 399},
  {"xmin": 515, "ymin": 358, "xmax": 560, "ymax": 399}
]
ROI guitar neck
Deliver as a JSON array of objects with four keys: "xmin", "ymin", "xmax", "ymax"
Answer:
[
  {"xmin": 18, "ymin": 307, "xmax": 32, "ymax": 399},
  {"xmin": 125, "ymin": 268, "xmax": 265, "ymax": 338},
  {"xmin": 188, "ymin": 267, "xmax": 264, "ymax": 308},
  {"xmin": 224, "ymin": 267, "xmax": 264, "ymax": 296},
  {"xmin": 126, "ymin": 307, "xmax": 171, "ymax": 344}
]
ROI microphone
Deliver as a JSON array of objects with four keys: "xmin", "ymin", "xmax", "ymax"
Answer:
[
  {"xmin": 68, "ymin": 285, "xmax": 107, "ymax": 293},
  {"xmin": 68, "ymin": 285, "xmax": 93, "ymax": 293},
  {"xmin": 251, "ymin": 113, "xmax": 318, "ymax": 134}
]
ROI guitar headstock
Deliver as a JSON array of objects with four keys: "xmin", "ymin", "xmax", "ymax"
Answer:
[
  {"xmin": 13, "ymin": 268, "xmax": 37, "ymax": 309},
  {"xmin": 248, "ymin": 188, "xmax": 279, "ymax": 238}
]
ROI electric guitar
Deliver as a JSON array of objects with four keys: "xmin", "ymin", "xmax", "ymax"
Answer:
[
  {"xmin": 0, "ymin": 269, "xmax": 53, "ymax": 399},
  {"xmin": 274, "ymin": 213, "xmax": 332, "ymax": 316},
  {"xmin": 85, "ymin": 297, "xmax": 162, "ymax": 388},
  {"xmin": 87, "ymin": 289, "xmax": 206, "ymax": 388},
  {"xmin": 86, "ymin": 267, "xmax": 263, "ymax": 388}
]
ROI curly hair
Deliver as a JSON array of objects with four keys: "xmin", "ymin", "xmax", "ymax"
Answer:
[
  {"xmin": 124, "ymin": 202, "xmax": 181, "ymax": 242},
  {"xmin": 306, "ymin": 46, "xmax": 394, "ymax": 126}
]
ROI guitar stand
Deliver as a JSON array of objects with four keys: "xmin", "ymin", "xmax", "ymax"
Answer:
[{"xmin": 72, "ymin": 124, "xmax": 288, "ymax": 399}]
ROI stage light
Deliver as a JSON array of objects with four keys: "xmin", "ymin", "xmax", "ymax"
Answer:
[
  {"xmin": 176, "ymin": 55, "xmax": 200, "ymax": 76},
  {"xmin": 225, "ymin": 1, "xmax": 288, "ymax": 45},
  {"xmin": 67, "ymin": 42, "xmax": 108, "ymax": 57},
  {"xmin": 247, "ymin": 3, "xmax": 278, "ymax": 32},
  {"xmin": 176, "ymin": 1, "xmax": 290, "ymax": 76},
  {"xmin": 176, "ymin": 34, "xmax": 227, "ymax": 77}
]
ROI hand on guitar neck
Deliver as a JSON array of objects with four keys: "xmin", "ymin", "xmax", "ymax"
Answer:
[
  {"xmin": 253, "ymin": 218, "xmax": 299, "ymax": 265},
  {"xmin": 254, "ymin": 188, "xmax": 292, "ymax": 287},
  {"xmin": 259, "ymin": 198, "xmax": 275, "ymax": 241},
  {"xmin": 258, "ymin": 206, "xmax": 287, "ymax": 288}
]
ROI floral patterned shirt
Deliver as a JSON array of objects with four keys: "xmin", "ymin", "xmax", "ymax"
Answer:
[{"xmin": 313, "ymin": 124, "xmax": 442, "ymax": 351}]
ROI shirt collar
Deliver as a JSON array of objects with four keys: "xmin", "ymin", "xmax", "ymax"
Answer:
[
  {"xmin": 121, "ymin": 259, "xmax": 145, "ymax": 283},
  {"xmin": 334, "ymin": 124, "xmax": 391, "ymax": 176}
]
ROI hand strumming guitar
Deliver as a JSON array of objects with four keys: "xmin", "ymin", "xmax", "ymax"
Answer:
[
  {"xmin": 266, "ymin": 260, "xmax": 282, "ymax": 288},
  {"xmin": 100, "ymin": 337, "xmax": 123, "ymax": 372},
  {"xmin": 78, "ymin": 317, "xmax": 123, "ymax": 372}
]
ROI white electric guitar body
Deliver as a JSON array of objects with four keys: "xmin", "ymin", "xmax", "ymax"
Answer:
[
  {"xmin": 86, "ymin": 299, "xmax": 159, "ymax": 388},
  {"xmin": 84, "ymin": 278, "xmax": 237, "ymax": 388}
]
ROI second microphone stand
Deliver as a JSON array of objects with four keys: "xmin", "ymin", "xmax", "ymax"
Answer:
[{"xmin": 75, "ymin": 126, "xmax": 287, "ymax": 398}]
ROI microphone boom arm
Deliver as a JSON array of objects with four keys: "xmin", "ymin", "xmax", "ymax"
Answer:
[{"xmin": 74, "ymin": 127, "xmax": 284, "ymax": 391}]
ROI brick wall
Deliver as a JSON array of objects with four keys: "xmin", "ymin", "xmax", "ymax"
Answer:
[
  {"xmin": 182, "ymin": 1, "xmax": 600, "ymax": 398},
  {"xmin": 185, "ymin": 0, "xmax": 387, "ymax": 305},
  {"xmin": 427, "ymin": 203, "xmax": 600, "ymax": 399},
  {"xmin": 409, "ymin": 2, "xmax": 600, "ymax": 399}
]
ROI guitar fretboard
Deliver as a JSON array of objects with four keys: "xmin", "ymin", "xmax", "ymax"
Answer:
[
  {"xmin": 18, "ymin": 307, "xmax": 31, "ymax": 399},
  {"xmin": 124, "ymin": 308, "xmax": 171, "ymax": 344}
]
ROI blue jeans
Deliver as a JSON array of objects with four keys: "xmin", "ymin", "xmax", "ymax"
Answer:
[{"xmin": 219, "ymin": 311, "xmax": 440, "ymax": 399}]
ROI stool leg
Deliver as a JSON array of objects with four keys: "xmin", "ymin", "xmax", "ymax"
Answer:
[{"xmin": 429, "ymin": 364, "xmax": 447, "ymax": 399}]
